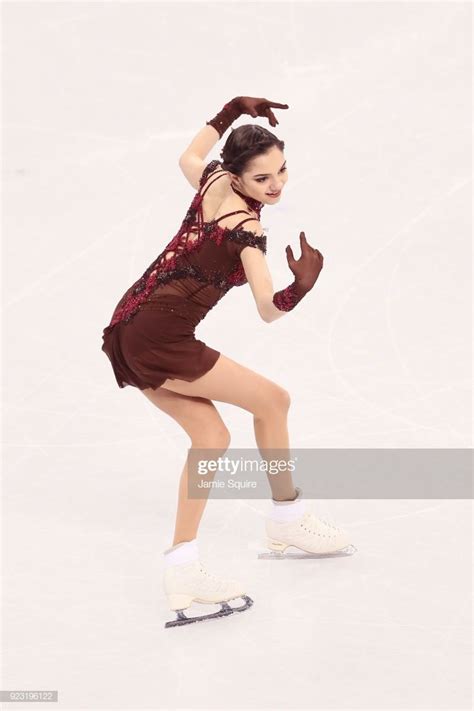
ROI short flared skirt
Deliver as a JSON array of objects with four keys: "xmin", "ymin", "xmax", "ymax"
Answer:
[{"xmin": 101, "ymin": 307, "xmax": 221, "ymax": 390}]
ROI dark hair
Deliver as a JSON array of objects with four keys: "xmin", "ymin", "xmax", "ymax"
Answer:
[{"xmin": 219, "ymin": 124, "xmax": 285, "ymax": 176}]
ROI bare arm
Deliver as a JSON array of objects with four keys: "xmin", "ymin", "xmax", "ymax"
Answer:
[
  {"xmin": 241, "ymin": 228, "xmax": 324, "ymax": 320},
  {"xmin": 180, "ymin": 124, "xmax": 220, "ymax": 160},
  {"xmin": 240, "ymin": 246, "xmax": 288, "ymax": 323},
  {"xmin": 178, "ymin": 125, "xmax": 221, "ymax": 190}
]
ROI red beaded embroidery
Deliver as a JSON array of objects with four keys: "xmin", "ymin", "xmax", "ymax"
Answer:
[
  {"xmin": 103, "ymin": 160, "xmax": 266, "ymax": 334},
  {"xmin": 272, "ymin": 282, "xmax": 299, "ymax": 311},
  {"xmin": 272, "ymin": 281, "xmax": 308, "ymax": 312}
]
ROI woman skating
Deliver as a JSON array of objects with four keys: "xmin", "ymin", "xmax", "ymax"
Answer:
[{"xmin": 101, "ymin": 96, "xmax": 355, "ymax": 627}]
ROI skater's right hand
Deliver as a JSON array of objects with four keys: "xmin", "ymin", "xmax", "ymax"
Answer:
[{"xmin": 285, "ymin": 232, "xmax": 324, "ymax": 293}]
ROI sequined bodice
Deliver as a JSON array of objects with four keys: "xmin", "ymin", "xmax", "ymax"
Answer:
[{"xmin": 103, "ymin": 160, "xmax": 267, "ymax": 335}]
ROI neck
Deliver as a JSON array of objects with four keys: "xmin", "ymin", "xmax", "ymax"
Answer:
[{"xmin": 231, "ymin": 182, "xmax": 263, "ymax": 218}]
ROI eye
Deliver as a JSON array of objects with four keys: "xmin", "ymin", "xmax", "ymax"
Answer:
[{"xmin": 256, "ymin": 166, "xmax": 287, "ymax": 183}]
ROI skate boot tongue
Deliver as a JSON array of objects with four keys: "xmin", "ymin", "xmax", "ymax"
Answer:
[
  {"xmin": 270, "ymin": 487, "xmax": 306, "ymax": 522},
  {"xmin": 163, "ymin": 538, "xmax": 199, "ymax": 568}
]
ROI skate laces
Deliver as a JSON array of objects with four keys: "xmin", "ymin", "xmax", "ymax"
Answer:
[
  {"xmin": 199, "ymin": 565, "xmax": 218, "ymax": 580},
  {"xmin": 199, "ymin": 565, "xmax": 228, "ymax": 590},
  {"xmin": 305, "ymin": 511, "xmax": 339, "ymax": 531}
]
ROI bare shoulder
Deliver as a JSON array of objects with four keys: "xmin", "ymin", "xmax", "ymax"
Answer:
[
  {"xmin": 199, "ymin": 162, "xmax": 232, "ymax": 196},
  {"xmin": 213, "ymin": 192, "xmax": 262, "ymax": 232},
  {"xmin": 180, "ymin": 155, "xmax": 229, "ymax": 193}
]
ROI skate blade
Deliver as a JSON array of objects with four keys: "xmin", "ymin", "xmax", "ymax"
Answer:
[
  {"xmin": 165, "ymin": 595, "xmax": 253, "ymax": 628},
  {"xmin": 258, "ymin": 544, "xmax": 357, "ymax": 559}
]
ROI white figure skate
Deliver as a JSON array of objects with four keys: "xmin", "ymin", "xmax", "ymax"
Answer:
[
  {"xmin": 164, "ymin": 560, "xmax": 253, "ymax": 628},
  {"xmin": 258, "ymin": 511, "xmax": 357, "ymax": 559}
]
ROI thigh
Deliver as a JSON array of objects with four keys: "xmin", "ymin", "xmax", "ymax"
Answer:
[
  {"xmin": 159, "ymin": 353, "xmax": 290, "ymax": 416},
  {"xmin": 141, "ymin": 386, "xmax": 229, "ymax": 444}
]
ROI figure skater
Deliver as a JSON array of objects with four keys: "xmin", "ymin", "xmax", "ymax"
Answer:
[{"xmin": 101, "ymin": 96, "xmax": 355, "ymax": 627}]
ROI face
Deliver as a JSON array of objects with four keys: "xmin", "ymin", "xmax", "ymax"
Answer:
[{"xmin": 229, "ymin": 146, "xmax": 288, "ymax": 205}]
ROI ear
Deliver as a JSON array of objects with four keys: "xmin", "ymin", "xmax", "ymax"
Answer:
[{"xmin": 228, "ymin": 171, "xmax": 241, "ymax": 187}]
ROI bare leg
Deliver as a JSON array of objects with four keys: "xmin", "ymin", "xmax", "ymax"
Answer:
[
  {"xmin": 172, "ymin": 438, "xmax": 230, "ymax": 545},
  {"xmin": 159, "ymin": 354, "xmax": 297, "ymax": 501},
  {"xmin": 253, "ymin": 408, "xmax": 297, "ymax": 501},
  {"xmin": 141, "ymin": 387, "xmax": 231, "ymax": 545}
]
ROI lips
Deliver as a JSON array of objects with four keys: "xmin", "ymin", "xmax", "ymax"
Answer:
[{"xmin": 266, "ymin": 191, "xmax": 281, "ymax": 197}]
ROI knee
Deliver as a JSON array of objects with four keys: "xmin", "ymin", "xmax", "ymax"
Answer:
[
  {"xmin": 215, "ymin": 425, "xmax": 232, "ymax": 450},
  {"xmin": 191, "ymin": 424, "xmax": 231, "ymax": 451},
  {"xmin": 257, "ymin": 385, "xmax": 291, "ymax": 418},
  {"xmin": 274, "ymin": 386, "xmax": 291, "ymax": 413}
]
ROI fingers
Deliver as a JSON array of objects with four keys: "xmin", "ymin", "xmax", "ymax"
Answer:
[
  {"xmin": 313, "ymin": 248, "xmax": 323, "ymax": 265},
  {"xmin": 262, "ymin": 101, "xmax": 289, "ymax": 126},
  {"xmin": 299, "ymin": 231, "xmax": 323, "ymax": 260},
  {"xmin": 300, "ymin": 231, "xmax": 314, "ymax": 250},
  {"xmin": 266, "ymin": 108, "xmax": 278, "ymax": 126}
]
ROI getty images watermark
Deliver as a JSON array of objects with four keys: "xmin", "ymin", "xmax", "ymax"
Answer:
[{"xmin": 185, "ymin": 448, "xmax": 473, "ymax": 499}]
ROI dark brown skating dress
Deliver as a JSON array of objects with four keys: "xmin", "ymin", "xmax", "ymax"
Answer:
[{"xmin": 101, "ymin": 159, "xmax": 267, "ymax": 390}]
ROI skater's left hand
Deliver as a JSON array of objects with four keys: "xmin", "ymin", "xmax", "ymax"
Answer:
[
  {"xmin": 286, "ymin": 231, "xmax": 324, "ymax": 294},
  {"xmin": 233, "ymin": 96, "xmax": 289, "ymax": 127}
]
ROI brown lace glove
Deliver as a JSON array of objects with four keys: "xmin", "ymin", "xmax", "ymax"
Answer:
[
  {"xmin": 273, "ymin": 232, "xmax": 324, "ymax": 312},
  {"xmin": 206, "ymin": 96, "xmax": 289, "ymax": 138}
]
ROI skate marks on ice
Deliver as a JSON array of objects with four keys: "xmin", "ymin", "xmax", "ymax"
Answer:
[
  {"xmin": 165, "ymin": 595, "xmax": 254, "ymax": 628},
  {"xmin": 257, "ymin": 543, "xmax": 358, "ymax": 559}
]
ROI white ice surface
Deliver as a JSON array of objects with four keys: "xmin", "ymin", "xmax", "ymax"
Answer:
[{"xmin": 2, "ymin": 2, "xmax": 472, "ymax": 710}]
